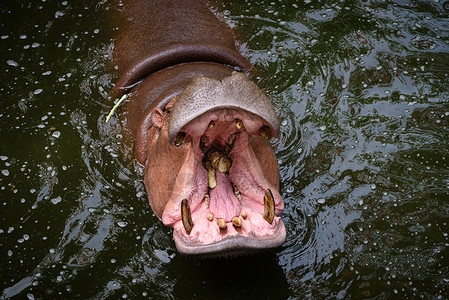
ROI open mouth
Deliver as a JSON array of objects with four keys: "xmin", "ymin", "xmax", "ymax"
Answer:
[{"xmin": 161, "ymin": 108, "xmax": 285, "ymax": 255}]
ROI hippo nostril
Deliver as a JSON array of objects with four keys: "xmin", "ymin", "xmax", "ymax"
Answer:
[
  {"xmin": 260, "ymin": 125, "xmax": 271, "ymax": 140},
  {"xmin": 175, "ymin": 132, "xmax": 186, "ymax": 146}
]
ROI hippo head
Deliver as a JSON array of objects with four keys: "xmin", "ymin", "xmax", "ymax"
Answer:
[{"xmin": 142, "ymin": 72, "xmax": 286, "ymax": 255}]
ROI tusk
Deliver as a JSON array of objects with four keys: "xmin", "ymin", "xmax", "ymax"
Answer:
[
  {"xmin": 263, "ymin": 189, "xmax": 275, "ymax": 224},
  {"xmin": 208, "ymin": 167, "xmax": 216, "ymax": 189},
  {"xmin": 181, "ymin": 199, "xmax": 194, "ymax": 234}
]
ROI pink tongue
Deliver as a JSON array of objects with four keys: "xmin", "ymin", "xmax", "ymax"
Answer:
[{"xmin": 209, "ymin": 171, "xmax": 241, "ymax": 221}]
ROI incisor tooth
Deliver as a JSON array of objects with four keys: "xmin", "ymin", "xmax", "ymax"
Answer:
[
  {"xmin": 207, "ymin": 213, "xmax": 214, "ymax": 221},
  {"xmin": 232, "ymin": 216, "xmax": 242, "ymax": 227},
  {"xmin": 260, "ymin": 125, "xmax": 271, "ymax": 140},
  {"xmin": 175, "ymin": 132, "xmax": 186, "ymax": 147},
  {"xmin": 181, "ymin": 199, "xmax": 194, "ymax": 235},
  {"xmin": 217, "ymin": 218, "xmax": 227, "ymax": 229},
  {"xmin": 217, "ymin": 156, "xmax": 231, "ymax": 173},
  {"xmin": 263, "ymin": 189, "xmax": 275, "ymax": 224},
  {"xmin": 208, "ymin": 168, "xmax": 216, "ymax": 189}
]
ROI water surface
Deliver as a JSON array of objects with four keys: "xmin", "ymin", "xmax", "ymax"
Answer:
[{"xmin": 1, "ymin": 0, "xmax": 448, "ymax": 298}]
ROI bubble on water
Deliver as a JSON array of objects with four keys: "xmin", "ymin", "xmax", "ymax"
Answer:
[
  {"xmin": 7, "ymin": 60, "xmax": 18, "ymax": 67},
  {"xmin": 2, "ymin": 170, "xmax": 9, "ymax": 176},
  {"xmin": 317, "ymin": 198, "xmax": 325, "ymax": 204},
  {"xmin": 111, "ymin": 259, "xmax": 116, "ymax": 263},
  {"xmin": 0, "ymin": 156, "xmax": 7, "ymax": 161},
  {"xmin": 42, "ymin": 71, "xmax": 51, "ymax": 75},
  {"xmin": 31, "ymin": 42, "xmax": 40, "ymax": 48},
  {"xmin": 52, "ymin": 131, "xmax": 61, "ymax": 138},
  {"xmin": 320, "ymin": 125, "xmax": 327, "ymax": 131},
  {"xmin": 30, "ymin": 188, "xmax": 36, "ymax": 193},
  {"xmin": 281, "ymin": 119, "xmax": 288, "ymax": 126},
  {"xmin": 136, "ymin": 191, "xmax": 143, "ymax": 197},
  {"xmin": 51, "ymin": 196, "xmax": 62, "ymax": 205},
  {"xmin": 370, "ymin": 183, "xmax": 376, "ymax": 190},
  {"xmin": 8, "ymin": 227, "xmax": 14, "ymax": 233},
  {"xmin": 24, "ymin": 234, "xmax": 30, "ymax": 240},
  {"xmin": 20, "ymin": 35, "xmax": 27, "ymax": 39},
  {"xmin": 117, "ymin": 221, "xmax": 127, "ymax": 228},
  {"xmin": 1, "ymin": 35, "xmax": 9, "ymax": 39},
  {"xmin": 34, "ymin": 89, "xmax": 43, "ymax": 95},
  {"xmin": 8, "ymin": 250, "xmax": 13, "ymax": 256}
]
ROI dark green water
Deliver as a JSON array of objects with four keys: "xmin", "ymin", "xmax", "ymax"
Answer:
[{"xmin": 1, "ymin": 0, "xmax": 448, "ymax": 299}]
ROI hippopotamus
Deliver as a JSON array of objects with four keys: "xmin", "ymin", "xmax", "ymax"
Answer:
[{"xmin": 111, "ymin": 0, "xmax": 286, "ymax": 255}]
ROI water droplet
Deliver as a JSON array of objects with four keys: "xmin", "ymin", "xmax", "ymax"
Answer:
[
  {"xmin": 117, "ymin": 221, "xmax": 127, "ymax": 228},
  {"xmin": 7, "ymin": 60, "xmax": 18, "ymax": 67}
]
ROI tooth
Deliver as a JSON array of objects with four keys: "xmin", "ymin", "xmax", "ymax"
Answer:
[
  {"xmin": 232, "ymin": 183, "xmax": 241, "ymax": 200},
  {"xmin": 217, "ymin": 156, "xmax": 231, "ymax": 173},
  {"xmin": 208, "ymin": 120, "xmax": 215, "ymax": 129},
  {"xmin": 260, "ymin": 125, "xmax": 271, "ymax": 139},
  {"xmin": 208, "ymin": 168, "xmax": 216, "ymax": 189},
  {"xmin": 217, "ymin": 218, "xmax": 227, "ymax": 229},
  {"xmin": 224, "ymin": 133, "xmax": 236, "ymax": 155},
  {"xmin": 175, "ymin": 132, "xmax": 186, "ymax": 147},
  {"xmin": 204, "ymin": 194, "xmax": 210, "ymax": 205},
  {"xmin": 207, "ymin": 213, "xmax": 214, "ymax": 221},
  {"xmin": 200, "ymin": 134, "xmax": 209, "ymax": 152},
  {"xmin": 181, "ymin": 199, "xmax": 194, "ymax": 234},
  {"xmin": 263, "ymin": 189, "xmax": 275, "ymax": 224},
  {"xmin": 235, "ymin": 119, "xmax": 244, "ymax": 130},
  {"xmin": 241, "ymin": 212, "xmax": 247, "ymax": 219},
  {"xmin": 209, "ymin": 151, "xmax": 221, "ymax": 167},
  {"xmin": 232, "ymin": 216, "xmax": 242, "ymax": 227}
]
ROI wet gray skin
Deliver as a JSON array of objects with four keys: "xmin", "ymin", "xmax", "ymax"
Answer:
[{"xmin": 168, "ymin": 72, "xmax": 280, "ymax": 143}]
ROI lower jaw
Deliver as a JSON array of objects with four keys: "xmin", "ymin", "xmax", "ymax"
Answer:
[{"xmin": 172, "ymin": 218, "xmax": 286, "ymax": 255}]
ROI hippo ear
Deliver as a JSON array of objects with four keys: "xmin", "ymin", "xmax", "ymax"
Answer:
[{"xmin": 151, "ymin": 107, "xmax": 166, "ymax": 129}]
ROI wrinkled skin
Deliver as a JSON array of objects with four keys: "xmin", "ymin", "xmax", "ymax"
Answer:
[{"xmin": 112, "ymin": 0, "xmax": 286, "ymax": 255}]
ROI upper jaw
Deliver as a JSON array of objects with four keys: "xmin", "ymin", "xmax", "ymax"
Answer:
[{"xmin": 161, "ymin": 108, "xmax": 285, "ymax": 255}]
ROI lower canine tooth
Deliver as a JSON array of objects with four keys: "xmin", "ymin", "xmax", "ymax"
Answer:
[
  {"xmin": 263, "ymin": 189, "xmax": 275, "ymax": 224},
  {"xmin": 217, "ymin": 218, "xmax": 227, "ymax": 229},
  {"xmin": 207, "ymin": 214, "xmax": 214, "ymax": 221},
  {"xmin": 208, "ymin": 168, "xmax": 216, "ymax": 189},
  {"xmin": 260, "ymin": 125, "xmax": 271, "ymax": 140},
  {"xmin": 241, "ymin": 212, "xmax": 247, "ymax": 219},
  {"xmin": 181, "ymin": 199, "xmax": 194, "ymax": 234},
  {"xmin": 232, "ymin": 216, "xmax": 242, "ymax": 227}
]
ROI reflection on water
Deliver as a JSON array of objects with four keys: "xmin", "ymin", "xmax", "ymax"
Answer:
[{"xmin": 1, "ymin": 0, "xmax": 448, "ymax": 298}]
